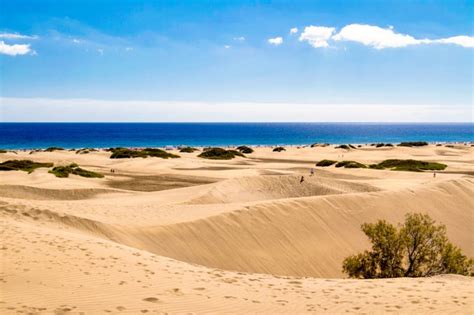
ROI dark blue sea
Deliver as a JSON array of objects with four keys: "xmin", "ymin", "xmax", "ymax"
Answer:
[{"xmin": 0, "ymin": 123, "xmax": 472, "ymax": 149}]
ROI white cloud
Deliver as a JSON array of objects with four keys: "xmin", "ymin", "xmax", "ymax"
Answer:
[
  {"xmin": 290, "ymin": 27, "xmax": 298, "ymax": 35},
  {"xmin": 1, "ymin": 97, "xmax": 471, "ymax": 122},
  {"xmin": 0, "ymin": 32, "xmax": 38, "ymax": 40},
  {"xmin": 299, "ymin": 26, "xmax": 335, "ymax": 48},
  {"xmin": 0, "ymin": 40, "xmax": 34, "ymax": 56},
  {"xmin": 433, "ymin": 35, "xmax": 474, "ymax": 48},
  {"xmin": 224, "ymin": 45, "xmax": 231, "ymax": 49},
  {"xmin": 72, "ymin": 38, "xmax": 81, "ymax": 44},
  {"xmin": 233, "ymin": 36, "xmax": 245, "ymax": 41},
  {"xmin": 97, "ymin": 48, "xmax": 104, "ymax": 55},
  {"xmin": 268, "ymin": 37, "xmax": 283, "ymax": 45},
  {"xmin": 331, "ymin": 24, "xmax": 474, "ymax": 49},
  {"xmin": 332, "ymin": 24, "xmax": 421, "ymax": 49}
]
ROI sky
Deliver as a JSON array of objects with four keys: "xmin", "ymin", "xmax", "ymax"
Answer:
[{"xmin": 0, "ymin": 0, "xmax": 473, "ymax": 122}]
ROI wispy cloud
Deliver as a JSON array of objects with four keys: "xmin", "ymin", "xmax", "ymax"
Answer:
[
  {"xmin": 0, "ymin": 32, "xmax": 38, "ymax": 40},
  {"xmin": 433, "ymin": 35, "xmax": 474, "ymax": 48},
  {"xmin": 299, "ymin": 26, "xmax": 335, "ymax": 48},
  {"xmin": 0, "ymin": 41, "xmax": 34, "ymax": 56},
  {"xmin": 233, "ymin": 36, "xmax": 245, "ymax": 41},
  {"xmin": 268, "ymin": 37, "xmax": 283, "ymax": 46}
]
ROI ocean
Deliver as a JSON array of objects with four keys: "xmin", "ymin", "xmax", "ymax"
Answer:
[{"xmin": 0, "ymin": 123, "xmax": 472, "ymax": 149}]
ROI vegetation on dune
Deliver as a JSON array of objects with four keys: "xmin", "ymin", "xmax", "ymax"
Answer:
[
  {"xmin": 343, "ymin": 213, "xmax": 473, "ymax": 279},
  {"xmin": 179, "ymin": 146, "xmax": 199, "ymax": 153},
  {"xmin": 369, "ymin": 159, "xmax": 447, "ymax": 172},
  {"xmin": 0, "ymin": 149, "xmax": 7, "ymax": 153},
  {"xmin": 0, "ymin": 160, "xmax": 53, "ymax": 173},
  {"xmin": 310, "ymin": 143, "xmax": 330, "ymax": 148},
  {"xmin": 335, "ymin": 160, "xmax": 367, "ymax": 168},
  {"xmin": 272, "ymin": 146, "xmax": 286, "ymax": 152},
  {"xmin": 49, "ymin": 163, "xmax": 104, "ymax": 178},
  {"xmin": 197, "ymin": 147, "xmax": 245, "ymax": 160},
  {"xmin": 373, "ymin": 143, "xmax": 394, "ymax": 148},
  {"xmin": 316, "ymin": 159, "xmax": 337, "ymax": 167},
  {"xmin": 398, "ymin": 141, "xmax": 429, "ymax": 147},
  {"xmin": 109, "ymin": 147, "xmax": 180, "ymax": 159},
  {"xmin": 44, "ymin": 147, "xmax": 65, "ymax": 152},
  {"xmin": 236, "ymin": 145, "xmax": 254, "ymax": 154},
  {"xmin": 76, "ymin": 148, "xmax": 98, "ymax": 154},
  {"xmin": 335, "ymin": 144, "xmax": 356, "ymax": 150}
]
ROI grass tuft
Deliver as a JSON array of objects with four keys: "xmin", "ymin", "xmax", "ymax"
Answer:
[
  {"xmin": 109, "ymin": 148, "xmax": 180, "ymax": 159},
  {"xmin": 370, "ymin": 159, "xmax": 446, "ymax": 172},
  {"xmin": 316, "ymin": 159, "xmax": 337, "ymax": 167},
  {"xmin": 179, "ymin": 147, "xmax": 199, "ymax": 153},
  {"xmin": 44, "ymin": 147, "xmax": 65, "ymax": 152},
  {"xmin": 236, "ymin": 146, "xmax": 254, "ymax": 154},
  {"xmin": 335, "ymin": 161, "xmax": 367, "ymax": 168},
  {"xmin": 49, "ymin": 163, "xmax": 104, "ymax": 178},
  {"xmin": 398, "ymin": 141, "xmax": 428, "ymax": 147},
  {"xmin": 197, "ymin": 147, "xmax": 245, "ymax": 160},
  {"xmin": 0, "ymin": 160, "xmax": 53, "ymax": 173}
]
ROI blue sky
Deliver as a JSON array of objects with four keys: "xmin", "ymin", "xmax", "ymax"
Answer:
[{"xmin": 0, "ymin": 0, "xmax": 473, "ymax": 121}]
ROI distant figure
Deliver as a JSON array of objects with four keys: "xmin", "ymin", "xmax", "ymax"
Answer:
[
  {"xmin": 300, "ymin": 176, "xmax": 305, "ymax": 184},
  {"xmin": 310, "ymin": 168, "xmax": 314, "ymax": 176},
  {"xmin": 433, "ymin": 171, "xmax": 436, "ymax": 178}
]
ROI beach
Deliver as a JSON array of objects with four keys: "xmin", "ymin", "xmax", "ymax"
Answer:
[{"xmin": 1, "ymin": 143, "xmax": 473, "ymax": 313}]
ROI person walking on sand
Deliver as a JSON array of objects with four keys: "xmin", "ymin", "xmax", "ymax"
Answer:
[
  {"xmin": 433, "ymin": 171, "xmax": 436, "ymax": 178},
  {"xmin": 310, "ymin": 168, "xmax": 314, "ymax": 176},
  {"xmin": 300, "ymin": 176, "xmax": 305, "ymax": 184}
]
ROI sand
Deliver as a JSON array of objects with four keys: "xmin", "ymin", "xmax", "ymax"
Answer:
[{"xmin": 1, "ymin": 144, "xmax": 473, "ymax": 314}]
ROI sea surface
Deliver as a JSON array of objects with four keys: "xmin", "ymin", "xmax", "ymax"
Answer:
[{"xmin": 0, "ymin": 123, "xmax": 472, "ymax": 149}]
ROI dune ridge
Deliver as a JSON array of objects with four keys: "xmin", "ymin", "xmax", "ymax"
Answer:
[
  {"xmin": 187, "ymin": 174, "xmax": 380, "ymax": 204},
  {"xmin": 0, "ymin": 184, "xmax": 120, "ymax": 200}
]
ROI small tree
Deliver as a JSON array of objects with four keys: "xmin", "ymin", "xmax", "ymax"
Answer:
[{"xmin": 343, "ymin": 213, "xmax": 472, "ymax": 278}]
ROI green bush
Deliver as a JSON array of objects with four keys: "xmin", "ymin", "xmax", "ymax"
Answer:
[
  {"xmin": 44, "ymin": 147, "xmax": 65, "ymax": 152},
  {"xmin": 0, "ymin": 149, "xmax": 7, "ymax": 153},
  {"xmin": 310, "ymin": 143, "xmax": 330, "ymax": 148},
  {"xmin": 335, "ymin": 161, "xmax": 367, "ymax": 168},
  {"xmin": 343, "ymin": 213, "xmax": 473, "ymax": 278},
  {"xmin": 198, "ymin": 148, "xmax": 245, "ymax": 160},
  {"xmin": 316, "ymin": 159, "xmax": 337, "ymax": 167},
  {"xmin": 273, "ymin": 146, "xmax": 286, "ymax": 152},
  {"xmin": 109, "ymin": 148, "xmax": 180, "ymax": 159},
  {"xmin": 179, "ymin": 147, "xmax": 198, "ymax": 153},
  {"xmin": 49, "ymin": 163, "xmax": 104, "ymax": 178},
  {"xmin": 0, "ymin": 160, "xmax": 54, "ymax": 173},
  {"xmin": 76, "ymin": 148, "xmax": 98, "ymax": 154},
  {"xmin": 236, "ymin": 146, "xmax": 254, "ymax": 154},
  {"xmin": 336, "ymin": 144, "xmax": 357, "ymax": 150},
  {"xmin": 398, "ymin": 141, "xmax": 428, "ymax": 147},
  {"xmin": 370, "ymin": 159, "xmax": 447, "ymax": 172}
]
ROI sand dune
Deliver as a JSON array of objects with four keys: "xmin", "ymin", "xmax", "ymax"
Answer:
[
  {"xmin": 0, "ymin": 184, "xmax": 119, "ymax": 200},
  {"xmin": 1, "ymin": 145, "xmax": 473, "ymax": 313},
  {"xmin": 187, "ymin": 174, "xmax": 380, "ymax": 204},
  {"xmin": 107, "ymin": 178, "xmax": 473, "ymax": 278}
]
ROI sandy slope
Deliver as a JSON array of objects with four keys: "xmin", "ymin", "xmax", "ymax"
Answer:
[{"xmin": 0, "ymin": 144, "xmax": 473, "ymax": 313}]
